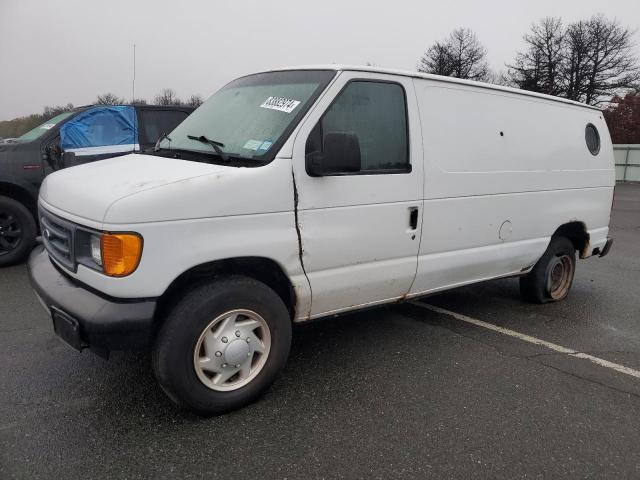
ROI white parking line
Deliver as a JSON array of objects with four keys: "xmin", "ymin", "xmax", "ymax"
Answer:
[{"xmin": 413, "ymin": 302, "xmax": 640, "ymax": 380}]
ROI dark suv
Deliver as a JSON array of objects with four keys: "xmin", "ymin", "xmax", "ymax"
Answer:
[{"xmin": 0, "ymin": 104, "xmax": 193, "ymax": 266}]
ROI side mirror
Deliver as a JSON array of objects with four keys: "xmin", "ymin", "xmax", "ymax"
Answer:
[
  {"xmin": 43, "ymin": 141, "xmax": 64, "ymax": 169},
  {"xmin": 306, "ymin": 132, "xmax": 361, "ymax": 177}
]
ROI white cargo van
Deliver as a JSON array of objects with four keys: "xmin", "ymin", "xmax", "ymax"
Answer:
[{"xmin": 28, "ymin": 66, "xmax": 614, "ymax": 415}]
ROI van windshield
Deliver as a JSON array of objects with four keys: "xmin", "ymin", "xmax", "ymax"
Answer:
[
  {"xmin": 159, "ymin": 70, "xmax": 335, "ymax": 162},
  {"xmin": 17, "ymin": 111, "xmax": 75, "ymax": 142}
]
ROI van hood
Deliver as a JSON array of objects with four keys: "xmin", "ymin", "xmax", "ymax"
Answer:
[
  {"xmin": 39, "ymin": 153, "xmax": 293, "ymax": 225},
  {"xmin": 40, "ymin": 154, "xmax": 228, "ymax": 222}
]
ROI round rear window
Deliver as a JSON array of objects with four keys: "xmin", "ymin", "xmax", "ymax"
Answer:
[{"xmin": 585, "ymin": 124, "xmax": 600, "ymax": 155}]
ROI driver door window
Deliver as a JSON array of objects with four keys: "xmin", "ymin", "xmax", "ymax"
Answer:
[{"xmin": 306, "ymin": 81, "xmax": 409, "ymax": 174}]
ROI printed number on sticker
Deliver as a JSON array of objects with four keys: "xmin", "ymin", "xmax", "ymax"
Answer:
[{"xmin": 260, "ymin": 97, "xmax": 301, "ymax": 113}]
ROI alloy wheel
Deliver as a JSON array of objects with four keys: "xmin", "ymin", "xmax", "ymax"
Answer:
[{"xmin": 0, "ymin": 211, "xmax": 22, "ymax": 256}]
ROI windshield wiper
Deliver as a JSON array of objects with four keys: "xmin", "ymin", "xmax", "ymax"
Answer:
[
  {"xmin": 187, "ymin": 134, "xmax": 229, "ymax": 162},
  {"xmin": 154, "ymin": 132, "xmax": 171, "ymax": 152}
]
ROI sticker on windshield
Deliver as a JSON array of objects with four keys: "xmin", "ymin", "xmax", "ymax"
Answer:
[
  {"xmin": 243, "ymin": 139, "xmax": 263, "ymax": 151},
  {"xmin": 258, "ymin": 140, "xmax": 273, "ymax": 151},
  {"xmin": 259, "ymin": 97, "xmax": 301, "ymax": 114},
  {"xmin": 40, "ymin": 123, "xmax": 55, "ymax": 130}
]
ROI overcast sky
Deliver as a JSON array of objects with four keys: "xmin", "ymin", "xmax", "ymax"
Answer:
[{"xmin": 1, "ymin": 0, "xmax": 639, "ymax": 120}]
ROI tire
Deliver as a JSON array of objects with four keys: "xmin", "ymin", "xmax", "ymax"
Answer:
[
  {"xmin": 153, "ymin": 275, "xmax": 292, "ymax": 416},
  {"xmin": 520, "ymin": 236, "xmax": 576, "ymax": 304},
  {"xmin": 0, "ymin": 195, "xmax": 37, "ymax": 267}
]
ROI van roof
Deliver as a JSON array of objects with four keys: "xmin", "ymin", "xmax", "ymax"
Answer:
[{"xmin": 265, "ymin": 64, "xmax": 602, "ymax": 112}]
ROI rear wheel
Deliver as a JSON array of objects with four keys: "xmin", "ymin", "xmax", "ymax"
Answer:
[
  {"xmin": 0, "ymin": 196, "xmax": 36, "ymax": 267},
  {"xmin": 152, "ymin": 275, "xmax": 292, "ymax": 416},
  {"xmin": 520, "ymin": 236, "xmax": 576, "ymax": 303}
]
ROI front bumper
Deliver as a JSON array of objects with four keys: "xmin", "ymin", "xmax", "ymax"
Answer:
[{"xmin": 27, "ymin": 245, "xmax": 157, "ymax": 356}]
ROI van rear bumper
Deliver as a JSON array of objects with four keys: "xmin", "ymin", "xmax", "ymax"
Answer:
[
  {"xmin": 599, "ymin": 237, "xmax": 614, "ymax": 258},
  {"xmin": 27, "ymin": 246, "xmax": 157, "ymax": 357}
]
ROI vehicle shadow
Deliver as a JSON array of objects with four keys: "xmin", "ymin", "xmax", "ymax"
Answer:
[
  {"xmin": 18, "ymin": 274, "xmax": 608, "ymax": 425},
  {"xmin": 29, "ymin": 278, "xmax": 529, "ymax": 423},
  {"xmin": 25, "ymin": 300, "xmax": 461, "ymax": 424}
]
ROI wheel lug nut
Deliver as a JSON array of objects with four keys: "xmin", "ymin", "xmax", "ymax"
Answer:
[
  {"xmin": 246, "ymin": 337, "xmax": 250, "ymax": 343},
  {"xmin": 221, "ymin": 337, "xmax": 228, "ymax": 343},
  {"xmin": 235, "ymin": 364, "xmax": 240, "ymax": 368},
  {"xmin": 222, "ymin": 363, "xmax": 228, "ymax": 368},
  {"xmin": 235, "ymin": 330, "xmax": 241, "ymax": 337},
  {"xmin": 247, "ymin": 352, "xmax": 251, "ymax": 357},
  {"xmin": 215, "ymin": 351, "xmax": 222, "ymax": 357}
]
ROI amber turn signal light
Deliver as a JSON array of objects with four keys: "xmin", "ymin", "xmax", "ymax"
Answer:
[{"xmin": 101, "ymin": 233, "xmax": 143, "ymax": 277}]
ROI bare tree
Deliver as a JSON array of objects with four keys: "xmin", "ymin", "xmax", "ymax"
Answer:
[
  {"xmin": 130, "ymin": 98, "xmax": 148, "ymax": 105},
  {"xmin": 185, "ymin": 94, "xmax": 204, "ymax": 107},
  {"xmin": 509, "ymin": 15, "xmax": 639, "ymax": 104},
  {"xmin": 579, "ymin": 15, "xmax": 640, "ymax": 104},
  {"xmin": 508, "ymin": 17, "xmax": 565, "ymax": 95},
  {"xmin": 563, "ymin": 20, "xmax": 591, "ymax": 101},
  {"xmin": 418, "ymin": 28, "xmax": 488, "ymax": 81},
  {"xmin": 43, "ymin": 103, "xmax": 75, "ymax": 118},
  {"xmin": 485, "ymin": 69, "xmax": 512, "ymax": 87},
  {"xmin": 95, "ymin": 93, "xmax": 125, "ymax": 105},
  {"xmin": 448, "ymin": 28, "xmax": 489, "ymax": 81},
  {"xmin": 153, "ymin": 88, "xmax": 182, "ymax": 106},
  {"xmin": 509, "ymin": 48, "xmax": 545, "ymax": 92},
  {"xmin": 418, "ymin": 41, "xmax": 454, "ymax": 76}
]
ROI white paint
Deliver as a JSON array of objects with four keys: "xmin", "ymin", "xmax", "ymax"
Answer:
[
  {"xmin": 40, "ymin": 154, "xmax": 224, "ymax": 222},
  {"xmin": 408, "ymin": 77, "xmax": 614, "ymax": 297},
  {"xmin": 291, "ymin": 71, "xmax": 423, "ymax": 316},
  {"xmin": 416, "ymin": 302, "xmax": 640, "ymax": 380},
  {"xmin": 36, "ymin": 66, "xmax": 614, "ymax": 322},
  {"xmin": 39, "ymin": 157, "xmax": 309, "ymax": 309},
  {"xmin": 498, "ymin": 220, "xmax": 512, "ymax": 241}
]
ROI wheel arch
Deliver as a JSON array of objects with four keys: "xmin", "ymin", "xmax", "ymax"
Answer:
[
  {"xmin": 155, "ymin": 256, "xmax": 297, "ymax": 326},
  {"xmin": 551, "ymin": 221, "xmax": 590, "ymax": 258}
]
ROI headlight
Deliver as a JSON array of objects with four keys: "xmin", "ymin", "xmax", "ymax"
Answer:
[
  {"xmin": 90, "ymin": 234, "xmax": 102, "ymax": 266},
  {"xmin": 76, "ymin": 230, "xmax": 143, "ymax": 277}
]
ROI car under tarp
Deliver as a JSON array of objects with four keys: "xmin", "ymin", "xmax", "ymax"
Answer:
[{"xmin": 60, "ymin": 106, "xmax": 138, "ymax": 156}]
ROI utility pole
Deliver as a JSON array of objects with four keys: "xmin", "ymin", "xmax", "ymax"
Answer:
[
  {"xmin": 132, "ymin": 44, "xmax": 137, "ymax": 152},
  {"xmin": 132, "ymin": 44, "xmax": 136, "ymax": 102}
]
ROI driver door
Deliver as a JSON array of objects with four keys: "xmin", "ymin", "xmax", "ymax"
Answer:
[{"xmin": 292, "ymin": 72, "xmax": 424, "ymax": 318}]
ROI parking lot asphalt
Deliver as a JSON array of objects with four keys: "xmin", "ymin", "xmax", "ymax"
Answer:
[{"xmin": 1, "ymin": 184, "xmax": 639, "ymax": 479}]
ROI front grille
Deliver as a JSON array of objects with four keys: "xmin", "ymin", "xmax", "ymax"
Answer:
[{"xmin": 40, "ymin": 209, "xmax": 75, "ymax": 270}]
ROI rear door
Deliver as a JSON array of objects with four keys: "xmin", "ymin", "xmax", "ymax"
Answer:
[{"xmin": 292, "ymin": 72, "xmax": 424, "ymax": 317}]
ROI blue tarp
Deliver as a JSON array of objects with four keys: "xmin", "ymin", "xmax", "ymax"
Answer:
[{"xmin": 60, "ymin": 106, "xmax": 137, "ymax": 150}]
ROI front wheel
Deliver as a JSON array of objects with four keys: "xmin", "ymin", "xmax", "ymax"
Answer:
[
  {"xmin": 0, "ymin": 195, "xmax": 36, "ymax": 267},
  {"xmin": 153, "ymin": 276, "xmax": 292, "ymax": 416},
  {"xmin": 520, "ymin": 236, "xmax": 576, "ymax": 303}
]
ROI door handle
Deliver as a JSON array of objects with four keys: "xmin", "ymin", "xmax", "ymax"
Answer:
[{"xmin": 409, "ymin": 207, "xmax": 419, "ymax": 230}]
